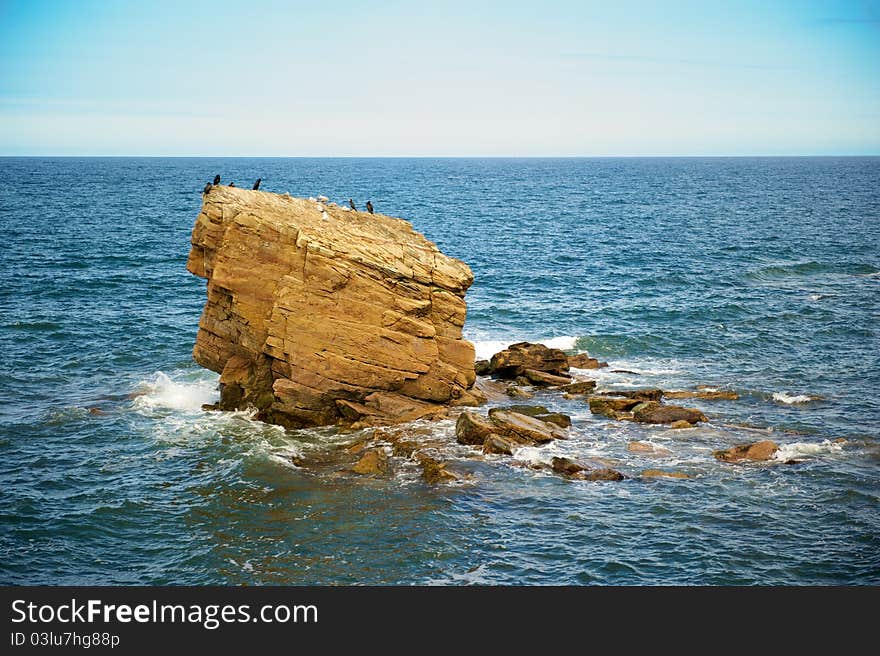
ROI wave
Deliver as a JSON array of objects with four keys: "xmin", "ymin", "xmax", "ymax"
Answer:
[
  {"xmin": 772, "ymin": 392, "xmax": 819, "ymax": 405},
  {"xmin": 470, "ymin": 335, "xmax": 578, "ymax": 361},
  {"xmin": 774, "ymin": 439, "xmax": 844, "ymax": 461},
  {"xmin": 747, "ymin": 261, "xmax": 879, "ymax": 281},
  {"xmin": 130, "ymin": 371, "xmax": 218, "ymax": 413}
]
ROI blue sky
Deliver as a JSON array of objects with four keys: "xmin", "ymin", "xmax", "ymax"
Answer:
[{"xmin": 0, "ymin": 0, "xmax": 878, "ymax": 155}]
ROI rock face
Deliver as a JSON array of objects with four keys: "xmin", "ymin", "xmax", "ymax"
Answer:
[{"xmin": 187, "ymin": 186, "xmax": 481, "ymax": 428}]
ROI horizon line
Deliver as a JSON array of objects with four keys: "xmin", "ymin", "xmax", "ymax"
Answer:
[{"xmin": 1, "ymin": 153, "xmax": 879, "ymax": 159}]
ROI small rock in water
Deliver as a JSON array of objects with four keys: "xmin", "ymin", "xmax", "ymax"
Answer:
[
  {"xmin": 488, "ymin": 408, "xmax": 567, "ymax": 443},
  {"xmin": 87, "ymin": 407, "xmax": 106, "ymax": 416},
  {"xmin": 483, "ymin": 434, "xmax": 517, "ymax": 456},
  {"xmin": 628, "ymin": 441, "xmax": 673, "ymax": 456},
  {"xmin": 632, "ymin": 401, "xmax": 707, "ymax": 425},
  {"xmin": 506, "ymin": 384, "xmax": 534, "ymax": 399},
  {"xmin": 351, "ymin": 448, "xmax": 388, "ymax": 475},
  {"xmin": 567, "ymin": 353, "xmax": 605, "ymax": 369},
  {"xmin": 665, "ymin": 390, "xmax": 739, "ymax": 400},
  {"xmin": 474, "ymin": 359, "xmax": 492, "ymax": 376},
  {"xmin": 559, "ymin": 380, "xmax": 597, "ymax": 394},
  {"xmin": 713, "ymin": 440, "xmax": 779, "ymax": 463},
  {"xmin": 419, "ymin": 456, "xmax": 457, "ymax": 484},
  {"xmin": 501, "ymin": 404, "xmax": 550, "ymax": 417},
  {"xmin": 455, "ymin": 411, "xmax": 497, "ymax": 445},
  {"xmin": 488, "ymin": 342, "xmax": 570, "ymax": 378},
  {"xmin": 669, "ymin": 420, "xmax": 694, "ymax": 429},
  {"xmin": 522, "ymin": 368, "xmax": 572, "ymax": 386},
  {"xmin": 551, "ymin": 456, "xmax": 585, "ymax": 475},
  {"xmin": 538, "ymin": 412, "xmax": 572, "ymax": 428},
  {"xmin": 571, "ymin": 467, "xmax": 625, "ymax": 481},
  {"xmin": 641, "ymin": 469, "xmax": 690, "ymax": 479}
]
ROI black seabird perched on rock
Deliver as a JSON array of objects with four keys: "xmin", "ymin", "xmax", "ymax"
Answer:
[
  {"xmin": 366, "ymin": 200, "xmax": 374, "ymax": 214},
  {"xmin": 213, "ymin": 174, "xmax": 221, "ymax": 185},
  {"xmin": 203, "ymin": 182, "xmax": 213, "ymax": 195},
  {"xmin": 349, "ymin": 199, "xmax": 357, "ymax": 211},
  {"xmin": 253, "ymin": 178, "xmax": 262, "ymax": 190},
  {"xmin": 229, "ymin": 182, "xmax": 235, "ymax": 187}
]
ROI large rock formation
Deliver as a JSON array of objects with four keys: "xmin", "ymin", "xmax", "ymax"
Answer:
[{"xmin": 187, "ymin": 186, "xmax": 482, "ymax": 428}]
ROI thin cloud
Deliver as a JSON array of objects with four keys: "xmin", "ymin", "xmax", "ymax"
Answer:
[{"xmin": 561, "ymin": 52, "xmax": 790, "ymax": 71}]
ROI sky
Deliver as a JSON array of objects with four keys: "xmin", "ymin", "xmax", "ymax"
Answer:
[{"xmin": 0, "ymin": 0, "xmax": 878, "ymax": 156}]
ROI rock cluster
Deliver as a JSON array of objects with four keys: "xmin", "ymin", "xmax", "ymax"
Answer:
[
  {"xmin": 455, "ymin": 405, "xmax": 627, "ymax": 482},
  {"xmin": 188, "ymin": 186, "xmax": 484, "ymax": 429}
]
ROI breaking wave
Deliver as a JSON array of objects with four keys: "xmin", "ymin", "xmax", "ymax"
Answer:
[
  {"xmin": 470, "ymin": 335, "xmax": 578, "ymax": 361},
  {"xmin": 774, "ymin": 440, "xmax": 845, "ymax": 461},
  {"xmin": 130, "ymin": 371, "xmax": 219, "ymax": 413},
  {"xmin": 772, "ymin": 392, "xmax": 818, "ymax": 405}
]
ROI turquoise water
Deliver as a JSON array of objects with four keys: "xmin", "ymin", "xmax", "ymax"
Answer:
[{"xmin": 1, "ymin": 157, "xmax": 878, "ymax": 584}]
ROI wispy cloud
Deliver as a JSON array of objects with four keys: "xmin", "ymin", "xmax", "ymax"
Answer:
[{"xmin": 561, "ymin": 52, "xmax": 790, "ymax": 71}]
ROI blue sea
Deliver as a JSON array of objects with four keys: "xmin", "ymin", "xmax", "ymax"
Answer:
[{"xmin": 1, "ymin": 157, "xmax": 878, "ymax": 585}]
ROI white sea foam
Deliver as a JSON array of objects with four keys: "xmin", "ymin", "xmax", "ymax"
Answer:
[
  {"xmin": 131, "ymin": 372, "xmax": 218, "ymax": 412},
  {"xmin": 772, "ymin": 392, "xmax": 815, "ymax": 405},
  {"xmin": 774, "ymin": 439, "xmax": 844, "ymax": 461},
  {"xmin": 471, "ymin": 335, "xmax": 578, "ymax": 361}
]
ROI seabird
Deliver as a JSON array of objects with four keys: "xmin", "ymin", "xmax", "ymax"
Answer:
[
  {"xmin": 366, "ymin": 200, "xmax": 374, "ymax": 214},
  {"xmin": 349, "ymin": 199, "xmax": 357, "ymax": 211},
  {"xmin": 202, "ymin": 182, "xmax": 213, "ymax": 195},
  {"xmin": 229, "ymin": 182, "xmax": 235, "ymax": 187},
  {"xmin": 213, "ymin": 174, "xmax": 221, "ymax": 185},
  {"xmin": 318, "ymin": 195, "xmax": 329, "ymax": 202},
  {"xmin": 252, "ymin": 178, "xmax": 262, "ymax": 190}
]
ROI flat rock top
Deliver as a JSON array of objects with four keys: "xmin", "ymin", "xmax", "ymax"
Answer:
[{"xmin": 201, "ymin": 186, "xmax": 472, "ymax": 293}]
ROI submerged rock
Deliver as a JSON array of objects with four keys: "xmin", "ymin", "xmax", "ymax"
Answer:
[
  {"xmin": 487, "ymin": 342, "xmax": 570, "ymax": 378},
  {"xmin": 187, "ymin": 186, "xmax": 481, "ymax": 429},
  {"xmin": 418, "ymin": 456, "xmax": 458, "ymax": 485},
  {"xmin": 627, "ymin": 441, "xmax": 673, "ymax": 457},
  {"xmin": 665, "ymin": 390, "xmax": 739, "ymax": 400},
  {"xmin": 641, "ymin": 469, "xmax": 690, "ymax": 479},
  {"xmin": 351, "ymin": 448, "xmax": 389, "ymax": 475},
  {"xmin": 669, "ymin": 420, "xmax": 694, "ymax": 429},
  {"xmin": 713, "ymin": 440, "xmax": 779, "ymax": 463},
  {"xmin": 501, "ymin": 404, "xmax": 550, "ymax": 416}
]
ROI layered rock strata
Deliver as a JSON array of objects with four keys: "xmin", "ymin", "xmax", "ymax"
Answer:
[{"xmin": 187, "ymin": 186, "xmax": 482, "ymax": 428}]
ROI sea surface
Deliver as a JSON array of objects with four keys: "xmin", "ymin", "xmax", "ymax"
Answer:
[{"xmin": 1, "ymin": 157, "xmax": 878, "ymax": 585}]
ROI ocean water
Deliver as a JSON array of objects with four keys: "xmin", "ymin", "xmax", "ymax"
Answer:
[{"xmin": 1, "ymin": 156, "xmax": 878, "ymax": 585}]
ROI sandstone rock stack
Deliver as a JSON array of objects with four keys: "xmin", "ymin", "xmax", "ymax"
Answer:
[{"xmin": 187, "ymin": 186, "xmax": 482, "ymax": 428}]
